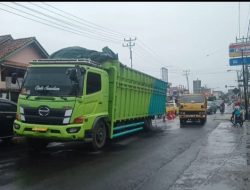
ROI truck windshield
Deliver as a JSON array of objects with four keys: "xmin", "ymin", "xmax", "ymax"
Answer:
[
  {"xmin": 179, "ymin": 95, "xmax": 205, "ymax": 103},
  {"xmin": 21, "ymin": 67, "xmax": 84, "ymax": 97}
]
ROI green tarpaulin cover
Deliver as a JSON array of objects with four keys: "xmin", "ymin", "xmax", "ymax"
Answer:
[{"xmin": 49, "ymin": 46, "xmax": 119, "ymax": 63}]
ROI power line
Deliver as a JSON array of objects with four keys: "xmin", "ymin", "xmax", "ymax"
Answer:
[
  {"xmin": 28, "ymin": 2, "xmax": 125, "ymax": 41},
  {"xmin": 12, "ymin": 2, "xmax": 121, "ymax": 43},
  {"xmin": 195, "ymin": 72, "xmax": 227, "ymax": 75},
  {"xmin": 0, "ymin": 7, "xmax": 82, "ymax": 37},
  {"xmin": 137, "ymin": 40, "xmax": 167, "ymax": 66},
  {"xmin": 248, "ymin": 19, "xmax": 250, "ymax": 38},
  {"xmin": 137, "ymin": 39, "xmax": 164, "ymax": 61},
  {"xmin": 136, "ymin": 43, "xmax": 162, "ymax": 65},
  {"xmin": 42, "ymin": 2, "xmax": 129, "ymax": 38},
  {"xmin": 244, "ymin": 4, "xmax": 250, "ymax": 36},
  {"xmin": 22, "ymin": 2, "xmax": 173, "ymax": 73},
  {"xmin": 133, "ymin": 51, "xmax": 181, "ymax": 75},
  {"xmin": 0, "ymin": 3, "xmax": 120, "ymax": 44},
  {"xmin": 123, "ymin": 37, "xmax": 136, "ymax": 68},
  {"xmin": 133, "ymin": 51, "xmax": 148, "ymax": 63},
  {"xmin": 134, "ymin": 46, "xmax": 163, "ymax": 66},
  {"xmin": 239, "ymin": 2, "xmax": 241, "ymax": 38}
]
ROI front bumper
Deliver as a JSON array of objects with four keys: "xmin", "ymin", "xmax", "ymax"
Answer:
[{"xmin": 13, "ymin": 120, "xmax": 86, "ymax": 141}]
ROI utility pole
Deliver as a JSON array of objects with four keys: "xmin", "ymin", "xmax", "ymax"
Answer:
[
  {"xmin": 183, "ymin": 70, "xmax": 190, "ymax": 93},
  {"xmin": 238, "ymin": 2, "xmax": 241, "ymax": 38},
  {"xmin": 123, "ymin": 37, "xmax": 136, "ymax": 68},
  {"xmin": 241, "ymin": 49, "xmax": 249, "ymax": 120},
  {"xmin": 235, "ymin": 36, "xmax": 250, "ymax": 119},
  {"xmin": 236, "ymin": 70, "xmax": 242, "ymax": 101}
]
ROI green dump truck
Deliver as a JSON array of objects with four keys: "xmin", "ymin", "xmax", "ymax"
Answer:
[{"xmin": 13, "ymin": 59, "xmax": 167, "ymax": 150}]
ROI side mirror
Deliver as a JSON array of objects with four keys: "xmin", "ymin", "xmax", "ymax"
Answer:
[
  {"xmin": 66, "ymin": 68, "xmax": 78, "ymax": 82},
  {"xmin": 11, "ymin": 73, "xmax": 18, "ymax": 84}
]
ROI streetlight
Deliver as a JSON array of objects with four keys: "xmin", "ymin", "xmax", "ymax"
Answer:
[{"xmin": 227, "ymin": 69, "xmax": 242, "ymax": 101}]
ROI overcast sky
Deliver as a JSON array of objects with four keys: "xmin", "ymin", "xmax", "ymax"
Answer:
[{"xmin": 1, "ymin": 2, "xmax": 250, "ymax": 93}]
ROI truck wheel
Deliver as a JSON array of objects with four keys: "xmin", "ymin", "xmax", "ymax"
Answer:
[
  {"xmin": 27, "ymin": 138, "xmax": 48, "ymax": 151},
  {"xmin": 200, "ymin": 119, "xmax": 206, "ymax": 125},
  {"xmin": 180, "ymin": 119, "xmax": 185, "ymax": 127},
  {"xmin": 92, "ymin": 120, "xmax": 107, "ymax": 150},
  {"xmin": 144, "ymin": 118, "xmax": 154, "ymax": 131}
]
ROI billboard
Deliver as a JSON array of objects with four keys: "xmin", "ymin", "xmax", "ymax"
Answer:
[
  {"xmin": 229, "ymin": 42, "xmax": 250, "ymax": 66},
  {"xmin": 229, "ymin": 42, "xmax": 250, "ymax": 57},
  {"xmin": 229, "ymin": 57, "xmax": 250, "ymax": 66}
]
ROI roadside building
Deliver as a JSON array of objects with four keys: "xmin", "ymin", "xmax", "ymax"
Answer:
[
  {"xmin": 193, "ymin": 79, "xmax": 201, "ymax": 94},
  {"xmin": 212, "ymin": 90, "xmax": 224, "ymax": 99},
  {"xmin": 201, "ymin": 87, "xmax": 211, "ymax": 97},
  {"xmin": 0, "ymin": 34, "xmax": 49, "ymax": 102}
]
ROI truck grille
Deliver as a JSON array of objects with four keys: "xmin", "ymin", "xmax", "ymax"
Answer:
[
  {"xmin": 22, "ymin": 107, "xmax": 67, "ymax": 125},
  {"xmin": 183, "ymin": 111, "xmax": 203, "ymax": 115},
  {"xmin": 185, "ymin": 111, "xmax": 197, "ymax": 115}
]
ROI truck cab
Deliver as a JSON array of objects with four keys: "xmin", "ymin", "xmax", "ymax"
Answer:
[
  {"xmin": 13, "ymin": 60, "xmax": 109, "ymax": 150},
  {"xmin": 178, "ymin": 94, "xmax": 207, "ymax": 126}
]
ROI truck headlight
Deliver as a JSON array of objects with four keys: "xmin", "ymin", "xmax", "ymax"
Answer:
[{"xmin": 66, "ymin": 127, "xmax": 80, "ymax": 133}]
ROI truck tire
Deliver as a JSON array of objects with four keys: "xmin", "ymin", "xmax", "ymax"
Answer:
[
  {"xmin": 27, "ymin": 138, "xmax": 48, "ymax": 151},
  {"xmin": 92, "ymin": 120, "xmax": 107, "ymax": 150},
  {"xmin": 180, "ymin": 119, "xmax": 185, "ymax": 127},
  {"xmin": 144, "ymin": 118, "xmax": 154, "ymax": 131},
  {"xmin": 200, "ymin": 119, "xmax": 206, "ymax": 125}
]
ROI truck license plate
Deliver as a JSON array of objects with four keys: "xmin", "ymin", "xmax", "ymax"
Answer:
[{"xmin": 32, "ymin": 127, "xmax": 48, "ymax": 132}]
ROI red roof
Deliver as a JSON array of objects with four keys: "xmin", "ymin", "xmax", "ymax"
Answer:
[
  {"xmin": 0, "ymin": 37, "xmax": 35, "ymax": 59},
  {"xmin": 0, "ymin": 34, "xmax": 13, "ymax": 45}
]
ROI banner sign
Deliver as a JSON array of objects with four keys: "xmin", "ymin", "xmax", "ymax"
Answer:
[
  {"xmin": 229, "ymin": 57, "xmax": 250, "ymax": 66},
  {"xmin": 229, "ymin": 42, "xmax": 250, "ymax": 65},
  {"xmin": 229, "ymin": 42, "xmax": 250, "ymax": 57}
]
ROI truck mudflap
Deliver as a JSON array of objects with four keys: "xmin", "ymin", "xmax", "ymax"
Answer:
[{"xmin": 13, "ymin": 121, "xmax": 85, "ymax": 140}]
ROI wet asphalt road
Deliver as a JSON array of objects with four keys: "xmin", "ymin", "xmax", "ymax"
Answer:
[{"xmin": 0, "ymin": 107, "xmax": 250, "ymax": 190}]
